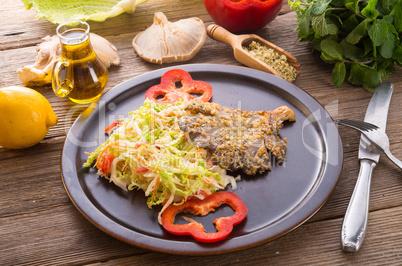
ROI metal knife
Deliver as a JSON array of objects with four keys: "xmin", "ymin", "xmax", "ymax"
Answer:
[{"xmin": 341, "ymin": 82, "xmax": 394, "ymax": 252}]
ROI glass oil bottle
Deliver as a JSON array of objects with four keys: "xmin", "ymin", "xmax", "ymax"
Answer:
[{"xmin": 52, "ymin": 21, "xmax": 108, "ymax": 104}]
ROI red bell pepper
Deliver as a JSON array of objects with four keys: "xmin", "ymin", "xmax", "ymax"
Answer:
[
  {"xmin": 135, "ymin": 167, "xmax": 149, "ymax": 173},
  {"xmin": 203, "ymin": 0, "xmax": 284, "ymax": 32},
  {"xmin": 104, "ymin": 120, "xmax": 122, "ymax": 134},
  {"xmin": 135, "ymin": 141, "xmax": 148, "ymax": 149},
  {"xmin": 101, "ymin": 153, "xmax": 114, "ymax": 174},
  {"xmin": 161, "ymin": 191, "xmax": 248, "ymax": 243},
  {"xmin": 145, "ymin": 69, "xmax": 213, "ymax": 104}
]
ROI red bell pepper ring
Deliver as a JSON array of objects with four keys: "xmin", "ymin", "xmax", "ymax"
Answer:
[
  {"xmin": 203, "ymin": 0, "xmax": 284, "ymax": 32},
  {"xmin": 145, "ymin": 69, "xmax": 213, "ymax": 104},
  {"xmin": 101, "ymin": 153, "xmax": 114, "ymax": 174},
  {"xmin": 161, "ymin": 191, "xmax": 248, "ymax": 243}
]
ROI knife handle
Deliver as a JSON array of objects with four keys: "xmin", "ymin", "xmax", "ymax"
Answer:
[{"xmin": 341, "ymin": 159, "xmax": 376, "ymax": 252}]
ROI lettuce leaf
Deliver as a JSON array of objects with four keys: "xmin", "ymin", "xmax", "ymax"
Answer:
[{"xmin": 22, "ymin": 0, "xmax": 148, "ymax": 24}]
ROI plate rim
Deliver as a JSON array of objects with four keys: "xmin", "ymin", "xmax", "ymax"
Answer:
[{"xmin": 61, "ymin": 63, "xmax": 343, "ymax": 255}]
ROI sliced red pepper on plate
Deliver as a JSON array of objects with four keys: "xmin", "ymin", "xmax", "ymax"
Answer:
[
  {"xmin": 203, "ymin": 0, "xmax": 284, "ymax": 32},
  {"xmin": 101, "ymin": 153, "xmax": 114, "ymax": 174},
  {"xmin": 161, "ymin": 191, "xmax": 248, "ymax": 243},
  {"xmin": 145, "ymin": 69, "xmax": 213, "ymax": 104},
  {"xmin": 135, "ymin": 141, "xmax": 148, "ymax": 148},
  {"xmin": 104, "ymin": 120, "xmax": 122, "ymax": 134},
  {"xmin": 135, "ymin": 167, "xmax": 149, "ymax": 173}
]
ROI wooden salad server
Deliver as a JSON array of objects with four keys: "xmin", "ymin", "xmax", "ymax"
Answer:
[{"xmin": 207, "ymin": 24, "xmax": 301, "ymax": 81}]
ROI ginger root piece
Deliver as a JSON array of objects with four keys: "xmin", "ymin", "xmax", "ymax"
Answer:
[
  {"xmin": 17, "ymin": 33, "xmax": 120, "ymax": 87},
  {"xmin": 132, "ymin": 12, "xmax": 206, "ymax": 64}
]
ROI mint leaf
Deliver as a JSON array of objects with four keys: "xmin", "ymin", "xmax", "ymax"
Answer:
[
  {"xmin": 363, "ymin": 84, "xmax": 378, "ymax": 93},
  {"xmin": 392, "ymin": 45, "xmax": 402, "ymax": 60},
  {"xmin": 383, "ymin": 14, "xmax": 394, "ymax": 23},
  {"xmin": 345, "ymin": 0, "xmax": 359, "ymax": 13},
  {"xmin": 332, "ymin": 62, "xmax": 346, "ymax": 87},
  {"xmin": 364, "ymin": 67, "xmax": 381, "ymax": 91},
  {"xmin": 361, "ymin": 0, "xmax": 380, "ymax": 19},
  {"xmin": 379, "ymin": 0, "xmax": 391, "ymax": 14},
  {"xmin": 291, "ymin": 0, "xmax": 401, "ymax": 92},
  {"xmin": 321, "ymin": 51, "xmax": 337, "ymax": 62},
  {"xmin": 394, "ymin": 1, "xmax": 402, "ymax": 31},
  {"xmin": 341, "ymin": 39, "xmax": 364, "ymax": 61},
  {"xmin": 326, "ymin": 17, "xmax": 339, "ymax": 34},
  {"xmin": 331, "ymin": 0, "xmax": 345, "ymax": 7},
  {"xmin": 321, "ymin": 39, "xmax": 344, "ymax": 60},
  {"xmin": 363, "ymin": 39, "xmax": 373, "ymax": 56},
  {"xmin": 299, "ymin": 7, "xmax": 312, "ymax": 37},
  {"xmin": 343, "ymin": 14, "xmax": 359, "ymax": 32},
  {"xmin": 379, "ymin": 30, "xmax": 397, "ymax": 58},
  {"xmin": 346, "ymin": 19, "xmax": 368, "ymax": 44},
  {"xmin": 378, "ymin": 60, "xmax": 394, "ymax": 81},
  {"xmin": 311, "ymin": 0, "xmax": 331, "ymax": 15},
  {"xmin": 312, "ymin": 13, "xmax": 329, "ymax": 37},
  {"xmin": 312, "ymin": 37, "xmax": 324, "ymax": 51},
  {"xmin": 368, "ymin": 19, "xmax": 388, "ymax": 46},
  {"xmin": 348, "ymin": 64, "xmax": 365, "ymax": 86}
]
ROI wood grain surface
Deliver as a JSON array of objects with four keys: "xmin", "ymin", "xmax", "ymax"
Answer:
[{"xmin": 1, "ymin": 0, "xmax": 402, "ymax": 265}]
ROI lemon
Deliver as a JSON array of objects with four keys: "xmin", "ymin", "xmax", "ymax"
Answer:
[{"xmin": 0, "ymin": 86, "xmax": 58, "ymax": 149}]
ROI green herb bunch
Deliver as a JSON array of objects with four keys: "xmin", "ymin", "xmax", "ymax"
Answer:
[{"xmin": 289, "ymin": 0, "xmax": 402, "ymax": 92}]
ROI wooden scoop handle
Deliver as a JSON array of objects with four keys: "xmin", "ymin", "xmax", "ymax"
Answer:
[{"xmin": 207, "ymin": 24, "xmax": 238, "ymax": 48}]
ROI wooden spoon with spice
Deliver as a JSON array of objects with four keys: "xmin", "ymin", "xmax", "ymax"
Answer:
[{"xmin": 207, "ymin": 24, "xmax": 301, "ymax": 82}]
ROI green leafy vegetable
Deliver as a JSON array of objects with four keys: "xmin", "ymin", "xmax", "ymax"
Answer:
[
  {"xmin": 21, "ymin": 0, "xmax": 148, "ymax": 24},
  {"xmin": 290, "ymin": 0, "xmax": 402, "ymax": 91},
  {"xmin": 361, "ymin": 0, "xmax": 379, "ymax": 19},
  {"xmin": 332, "ymin": 61, "xmax": 346, "ymax": 87}
]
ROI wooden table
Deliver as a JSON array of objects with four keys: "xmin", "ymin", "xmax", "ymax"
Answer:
[{"xmin": 1, "ymin": 0, "xmax": 402, "ymax": 264}]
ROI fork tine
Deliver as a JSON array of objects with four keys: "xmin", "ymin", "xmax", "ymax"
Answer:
[
  {"xmin": 366, "ymin": 124, "xmax": 379, "ymax": 130},
  {"xmin": 336, "ymin": 119, "xmax": 364, "ymax": 130},
  {"xmin": 353, "ymin": 120, "xmax": 379, "ymax": 130},
  {"xmin": 338, "ymin": 119, "xmax": 379, "ymax": 131},
  {"xmin": 337, "ymin": 119, "xmax": 402, "ymax": 171},
  {"xmin": 349, "ymin": 120, "xmax": 376, "ymax": 131},
  {"xmin": 336, "ymin": 120, "xmax": 364, "ymax": 132}
]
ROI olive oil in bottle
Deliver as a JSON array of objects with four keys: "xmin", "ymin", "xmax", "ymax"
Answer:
[{"xmin": 52, "ymin": 21, "xmax": 108, "ymax": 104}]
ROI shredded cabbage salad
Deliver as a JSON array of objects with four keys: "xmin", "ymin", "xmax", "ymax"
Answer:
[{"xmin": 84, "ymin": 99, "xmax": 238, "ymax": 222}]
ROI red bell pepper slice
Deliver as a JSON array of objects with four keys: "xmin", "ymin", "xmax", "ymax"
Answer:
[
  {"xmin": 161, "ymin": 191, "xmax": 248, "ymax": 243},
  {"xmin": 203, "ymin": 0, "xmax": 284, "ymax": 32},
  {"xmin": 104, "ymin": 120, "xmax": 122, "ymax": 134},
  {"xmin": 135, "ymin": 141, "xmax": 148, "ymax": 148},
  {"xmin": 101, "ymin": 153, "xmax": 114, "ymax": 174},
  {"xmin": 135, "ymin": 167, "xmax": 149, "ymax": 173},
  {"xmin": 145, "ymin": 69, "xmax": 213, "ymax": 104}
]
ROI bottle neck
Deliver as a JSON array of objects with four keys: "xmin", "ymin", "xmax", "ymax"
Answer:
[{"xmin": 60, "ymin": 32, "xmax": 95, "ymax": 61}]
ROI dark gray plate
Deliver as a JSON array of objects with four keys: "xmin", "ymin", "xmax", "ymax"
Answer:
[{"xmin": 61, "ymin": 64, "xmax": 343, "ymax": 255}]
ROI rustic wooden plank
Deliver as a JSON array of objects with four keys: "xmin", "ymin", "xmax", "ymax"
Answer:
[
  {"xmin": 91, "ymin": 206, "xmax": 402, "ymax": 264},
  {"xmin": 2, "ymin": 203, "xmax": 401, "ymax": 265},
  {"xmin": 0, "ymin": 0, "xmax": 291, "ymax": 51},
  {"xmin": 0, "ymin": 136, "xmax": 68, "ymax": 217},
  {"xmin": 0, "ymin": 204, "xmax": 148, "ymax": 265}
]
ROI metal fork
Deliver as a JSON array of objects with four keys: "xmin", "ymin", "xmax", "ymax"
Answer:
[{"xmin": 337, "ymin": 119, "xmax": 402, "ymax": 170}]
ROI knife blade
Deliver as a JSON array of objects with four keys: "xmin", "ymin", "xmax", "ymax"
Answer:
[{"xmin": 341, "ymin": 82, "xmax": 394, "ymax": 252}]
